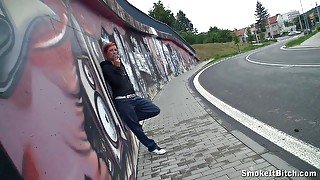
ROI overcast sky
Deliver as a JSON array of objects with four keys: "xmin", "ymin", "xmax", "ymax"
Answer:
[{"xmin": 127, "ymin": 0, "xmax": 319, "ymax": 32}]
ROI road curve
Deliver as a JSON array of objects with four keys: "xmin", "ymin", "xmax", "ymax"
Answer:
[{"xmin": 194, "ymin": 42, "xmax": 320, "ymax": 170}]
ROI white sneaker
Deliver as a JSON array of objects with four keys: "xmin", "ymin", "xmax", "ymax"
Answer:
[{"xmin": 151, "ymin": 148, "xmax": 166, "ymax": 155}]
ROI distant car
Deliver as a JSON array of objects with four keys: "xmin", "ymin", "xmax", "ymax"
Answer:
[{"xmin": 288, "ymin": 31, "xmax": 301, "ymax": 36}]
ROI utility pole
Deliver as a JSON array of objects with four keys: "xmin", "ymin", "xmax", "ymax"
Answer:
[
  {"xmin": 300, "ymin": 0, "xmax": 310, "ymax": 30},
  {"xmin": 298, "ymin": 14, "xmax": 304, "ymax": 30},
  {"xmin": 316, "ymin": 2, "xmax": 320, "ymax": 23}
]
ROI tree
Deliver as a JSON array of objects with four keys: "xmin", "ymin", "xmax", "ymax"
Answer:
[
  {"xmin": 207, "ymin": 26, "xmax": 232, "ymax": 43},
  {"xmin": 147, "ymin": 1, "xmax": 234, "ymax": 45},
  {"xmin": 174, "ymin": 10, "xmax": 194, "ymax": 33},
  {"xmin": 148, "ymin": 0, "xmax": 176, "ymax": 28},
  {"xmin": 209, "ymin": 26, "xmax": 219, "ymax": 32},
  {"xmin": 231, "ymin": 32, "xmax": 240, "ymax": 52},
  {"xmin": 179, "ymin": 31, "xmax": 196, "ymax": 44},
  {"xmin": 193, "ymin": 28, "xmax": 198, "ymax": 34},
  {"xmin": 254, "ymin": 1, "xmax": 269, "ymax": 41},
  {"xmin": 246, "ymin": 27, "xmax": 254, "ymax": 43},
  {"xmin": 194, "ymin": 33, "xmax": 206, "ymax": 44}
]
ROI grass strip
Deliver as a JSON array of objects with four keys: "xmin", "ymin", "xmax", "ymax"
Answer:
[
  {"xmin": 285, "ymin": 31, "xmax": 318, "ymax": 48},
  {"xmin": 192, "ymin": 41, "xmax": 274, "ymax": 64}
]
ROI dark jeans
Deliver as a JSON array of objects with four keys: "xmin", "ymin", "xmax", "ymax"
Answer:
[{"xmin": 114, "ymin": 96, "xmax": 160, "ymax": 152}]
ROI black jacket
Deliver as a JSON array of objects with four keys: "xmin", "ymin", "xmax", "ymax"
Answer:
[{"xmin": 100, "ymin": 60, "xmax": 135, "ymax": 97}]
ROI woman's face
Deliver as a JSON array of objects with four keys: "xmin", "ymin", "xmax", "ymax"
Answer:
[{"xmin": 105, "ymin": 45, "xmax": 118, "ymax": 61}]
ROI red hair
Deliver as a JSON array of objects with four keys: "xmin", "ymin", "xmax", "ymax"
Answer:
[{"xmin": 103, "ymin": 42, "xmax": 116, "ymax": 54}]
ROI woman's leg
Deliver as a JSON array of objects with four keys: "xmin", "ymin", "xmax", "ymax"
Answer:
[
  {"xmin": 114, "ymin": 99, "xmax": 158, "ymax": 151},
  {"xmin": 133, "ymin": 96, "xmax": 160, "ymax": 121}
]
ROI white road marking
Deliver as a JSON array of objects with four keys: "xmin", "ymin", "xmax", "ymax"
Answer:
[
  {"xmin": 246, "ymin": 52, "xmax": 320, "ymax": 67},
  {"xmin": 193, "ymin": 63, "xmax": 320, "ymax": 169},
  {"xmin": 280, "ymin": 46, "xmax": 320, "ymax": 51}
]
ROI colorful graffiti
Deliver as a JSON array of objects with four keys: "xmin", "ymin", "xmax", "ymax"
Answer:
[{"xmin": 0, "ymin": 0, "xmax": 197, "ymax": 179}]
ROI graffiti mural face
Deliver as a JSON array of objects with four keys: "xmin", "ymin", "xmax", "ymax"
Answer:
[
  {"xmin": 0, "ymin": 1, "xmax": 135, "ymax": 179},
  {"xmin": 0, "ymin": 0, "xmax": 196, "ymax": 179}
]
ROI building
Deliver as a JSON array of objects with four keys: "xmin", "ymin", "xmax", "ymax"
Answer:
[
  {"xmin": 234, "ymin": 28, "xmax": 247, "ymax": 43},
  {"xmin": 265, "ymin": 14, "xmax": 284, "ymax": 38},
  {"xmin": 282, "ymin": 10, "xmax": 300, "ymax": 23},
  {"xmin": 234, "ymin": 25, "xmax": 260, "ymax": 43}
]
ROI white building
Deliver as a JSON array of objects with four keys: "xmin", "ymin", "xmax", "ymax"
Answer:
[
  {"xmin": 278, "ymin": 10, "xmax": 301, "ymax": 33},
  {"xmin": 265, "ymin": 14, "xmax": 283, "ymax": 38},
  {"xmin": 282, "ymin": 10, "xmax": 300, "ymax": 23}
]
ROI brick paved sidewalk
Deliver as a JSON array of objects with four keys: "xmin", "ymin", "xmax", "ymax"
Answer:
[{"xmin": 136, "ymin": 62, "xmax": 300, "ymax": 180}]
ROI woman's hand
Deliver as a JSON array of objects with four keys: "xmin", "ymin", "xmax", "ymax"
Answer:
[{"xmin": 112, "ymin": 55, "xmax": 121, "ymax": 68}]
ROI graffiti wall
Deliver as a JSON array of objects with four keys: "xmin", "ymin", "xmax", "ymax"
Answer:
[{"xmin": 0, "ymin": 0, "xmax": 197, "ymax": 179}]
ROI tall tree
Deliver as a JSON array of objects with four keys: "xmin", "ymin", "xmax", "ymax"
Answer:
[
  {"xmin": 254, "ymin": 1, "xmax": 269, "ymax": 40},
  {"xmin": 148, "ymin": 0, "xmax": 176, "ymax": 28},
  {"xmin": 174, "ymin": 10, "xmax": 194, "ymax": 33}
]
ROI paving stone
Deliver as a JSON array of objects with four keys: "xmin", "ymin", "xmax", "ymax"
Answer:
[
  {"xmin": 214, "ymin": 167, "xmax": 236, "ymax": 178},
  {"xmin": 175, "ymin": 171, "xmax": 192, "ymax": 179},
  {"xmin": 183, "ymin": 173, "xmax": 203, "ymax": 180},
  {"xmin": 230, "ymin": 176, "xmax": 245, "ymax": 180},
  {"xmin": 201, "ymin": 166, "xmax": 222, "ymax": 176},
  {"xmin": 138, "ymin": 174, "xmax": 152, "ymax": 180},
  {"xmin": 141, "ymin": 168, "xmax": 160, "ymax": 176},
  {"xmin": 228, "ymin": 153, "xmax": 249, "ymax": 163},
  {"xmin": 213, "ymin": 175, "xmax": 230, "ymax": 180},
  {"xmin": 177, "ymin": 158, "xmax": 196, "ymax": 166},
  {"xmin": 235, "ymin": 161, "xmax": 257, "ymax": 171},
  {"xmin": 227, "ymin": 170, "xmax": 244, "ymax": 179},
  {"xmin": 186, "ymin": 159, "xmax": 207, "ymax": 168},
  {"xmin": 222, "ymin": 160, "xmax": 242, "ymax": 170},
  {"xmin": 136, "ymin": 62, "xmax": 298, "ymax": 180},
  {"xmin": 198, "ymin": 174, "xmax": 217, "ymax": 180},
  {"xmin": 160, "ymin": 171, "xmax": 181, "ymax": 179},
  {"xmin": 216, "ymin": 154, "xmax": 236, "ymax": 162},
  {"xmin": 190, "ymin": 166, "xmax": 210, "ymax": 175},
  {"xmin": 208, "ymin": 160, "xmax": 229, "ymax": 169},
  {"xmin": 254, "ymin": 158, "xmax": 266, "ymax": 164},
  {"xmin": 170, "ymin": 164, "xmax": 188, "ymax": 172},
  {"xmin": 249, "ymin": 161, "xmax": 271, "ymax": 171},
  {"xmin": 241, "ymin": 154, "xmax": 263, "ymax": 163}
]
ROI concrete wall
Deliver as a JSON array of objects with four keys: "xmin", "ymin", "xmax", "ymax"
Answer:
[{"xmin": 0, "ymin": 0, "xmax": 197, "ymax": 179}]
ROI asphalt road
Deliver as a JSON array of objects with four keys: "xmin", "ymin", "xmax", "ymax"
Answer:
[{"xmin": 198, "ymin": 40, "xmax": 320, "ymax": 150}]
